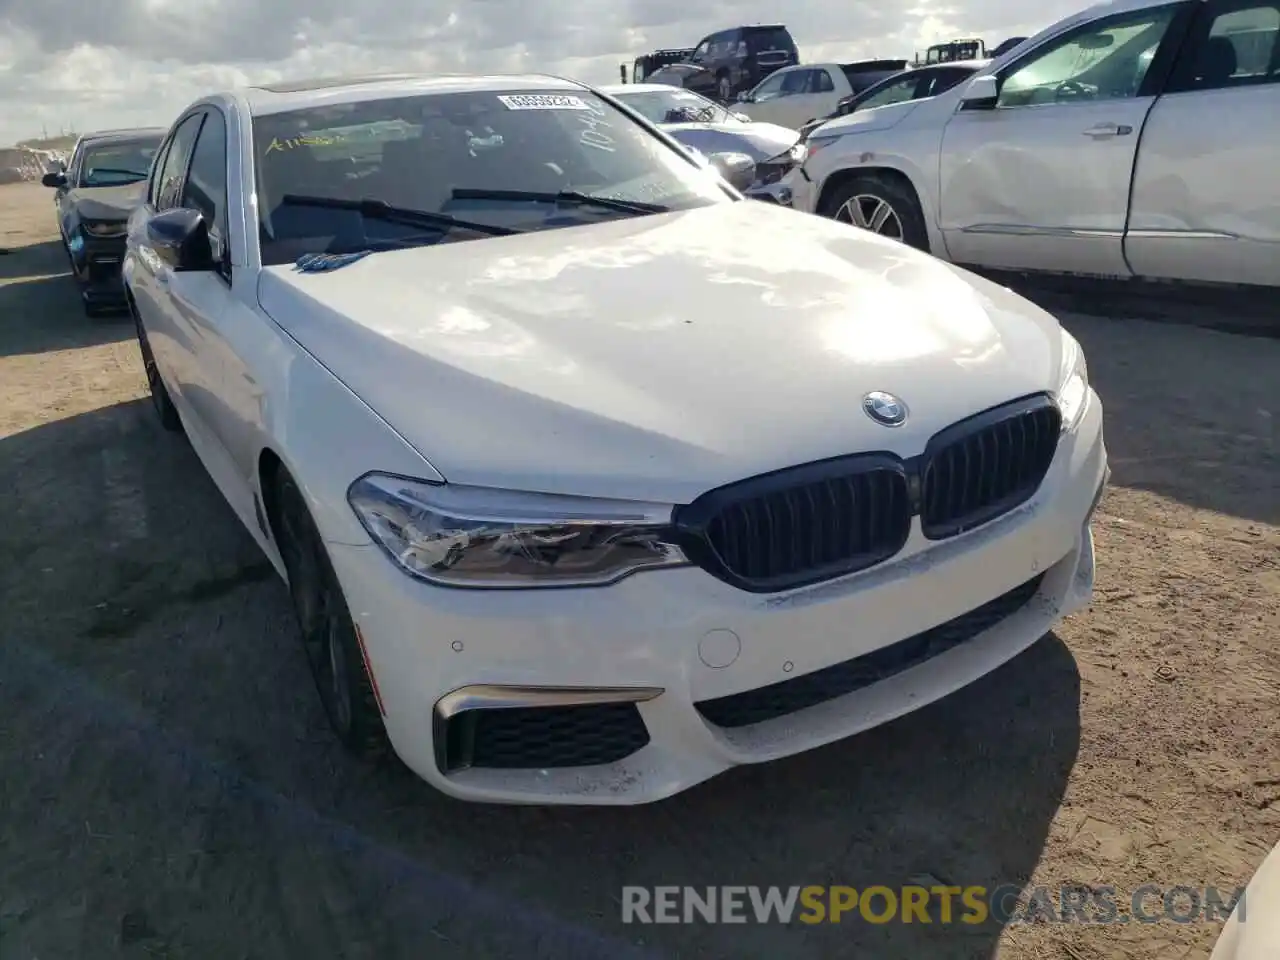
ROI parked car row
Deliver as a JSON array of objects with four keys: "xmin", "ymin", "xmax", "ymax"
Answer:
[
  {"xmin": 600, "ymin": 83, "xmax": 803, "ymax": 202},
  {"xmin": 729, "ymin": 59, "xmax": 909, "ymax": 129},
  {"xmin": 797, "ymin": 59, "xmax": 989, "ymax": 139}
]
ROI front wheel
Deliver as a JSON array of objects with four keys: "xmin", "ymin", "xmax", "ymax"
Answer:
[
  {"xmin": 131, "ymin": 299, "xmax": 183, "ymax": 432},
  {"xmin": 819, "ymin": 174, "xmax": 930, "ymax": 252},
  {"xmin": 275, "ymin": 471, "xmax": 388, "ymax": 759}
]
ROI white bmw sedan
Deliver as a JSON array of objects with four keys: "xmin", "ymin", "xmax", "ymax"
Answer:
[{"xmin": 124, "ymin": 73, "xmax": 1108, "ymax": 805}]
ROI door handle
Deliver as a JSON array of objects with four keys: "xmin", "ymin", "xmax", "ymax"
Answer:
[{"xmin": 1082, "ymin": 122, "xmax": 1132, "ymax": 138}]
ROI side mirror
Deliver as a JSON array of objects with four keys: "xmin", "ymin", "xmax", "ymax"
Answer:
[
  {"xmin": 735, "ymin": 91, "xmax": 750, "ymax": 103},
  {"xmin": 146, "ymin": 208, "xmax": 214, "ymax": 272},
  {"xmin": 41, "ymin": 172, "xmax": 66, "ymax": 188},
  {"xmin": 960, "ymin": 74, "xmax": 999, "ymax": 109},
  {"xmin": 708, "ymin": 151, "xmax": 757, "ymax": 191}
]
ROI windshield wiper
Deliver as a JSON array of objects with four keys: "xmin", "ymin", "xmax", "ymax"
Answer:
[
  {"xmin": 450, "ymin": 188, "xmax": 670, "ymax": 215},
  {"xmin": 279, "ymin": 195, "xmax": 519, "ymax": 236},
  {"xmin": 87, "ymin": 167, "xmax": 148, "ymax": 178}
]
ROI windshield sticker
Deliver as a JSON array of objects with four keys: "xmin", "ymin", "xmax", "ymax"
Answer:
[
  {"xmin": 577, "ymin": 101, "xmax": 616, "ymax": 153},
  {"xmin": 497, "ymin": 94, "xmax": 590, "ymax": 111},
  {"xmin": 294, "ymin": 250, "xmax": 371, "ymax": 272},
  {"xmin": 265, "ymin": 133, "xmax": 346, "ymax": 154}
]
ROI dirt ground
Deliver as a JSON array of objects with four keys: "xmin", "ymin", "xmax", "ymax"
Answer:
[{"xmin": 0, "ymin": 179, "xmax": 1277, "ymax": 960}]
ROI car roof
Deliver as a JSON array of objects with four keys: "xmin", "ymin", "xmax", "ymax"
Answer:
[
  {"xmin": 77, "ymin": 127, "xmax": 167, "ymax": 144},
  {"xmin": 910, "ymin": 58, "xmax": 990, "ymax": 70},
  {"xmin": 1029, "ymin": 0, "xmax": 1201, "ymax": 42},
  {"xmin": 225, "ymin": 72, "xmax": 591, "ymax": 116}
]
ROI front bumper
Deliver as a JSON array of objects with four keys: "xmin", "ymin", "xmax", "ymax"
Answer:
[
  {"xmin": 743, "ymin": 179, "xmax": 793, "ymax": 205},
  {"xmin": 329, "ymin": 392, "xmax": 1108, "ymax": 805},
  {"xmin": 70, "ymin": 232, "xmax": 128, "ymax": 307},
  {"xmin": 782, "ymin": 166, "xmax": 817, "ymax": 213}
]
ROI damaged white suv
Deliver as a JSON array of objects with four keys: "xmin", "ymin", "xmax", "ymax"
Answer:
[{"xmin": 123, "ymin": 73, "xmax": 1108, "ymax": 804}]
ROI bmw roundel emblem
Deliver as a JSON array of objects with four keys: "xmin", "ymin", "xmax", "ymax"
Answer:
[{"xmin": 863, "ymin": 391, "xmax": 908, "ymax": 427}]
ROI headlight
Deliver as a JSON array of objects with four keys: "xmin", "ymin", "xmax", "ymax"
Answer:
[
  {"xmin": 82, "ymin": 220, "xmax": 126, "ymax": 238},
  {"xmin": 802, "ymin": 134, "xmax": 840, "ymax": 165},
  {"xmin": 1055, "ymin": 331, "xmax": 1090, "ymax": 432},
  {"xmin": 767, "ymin": 142, "xmax": 807, "ymax": 166},
  {"xmin": 347, "ymin": 474, "xmax": 688, "ymax": 588}
]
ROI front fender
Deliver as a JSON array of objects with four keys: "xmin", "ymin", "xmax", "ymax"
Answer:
[
  {"xmin": 808, "ymin": 119, "xmax": 949, "ymax": 255},
  {"xmin": 250, "ymin": 317, "xmax": 446, "ymax": 548}
]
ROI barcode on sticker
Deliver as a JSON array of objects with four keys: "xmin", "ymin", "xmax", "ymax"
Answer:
[{"xmin": 497, "ymin": 94, "xmax": 590, "ymax": 110}]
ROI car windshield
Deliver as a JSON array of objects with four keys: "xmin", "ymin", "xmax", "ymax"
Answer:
[
  {"xmin": 79, "ymin": 138, "xmax": 161, "ymax": 187},
  {"xmin": 252, "ymin": 89, "xmax": 730, "ymax": 266},
  {"xmin": 614, "ymin": 89, "xmax": 731, "ymax": 125}
]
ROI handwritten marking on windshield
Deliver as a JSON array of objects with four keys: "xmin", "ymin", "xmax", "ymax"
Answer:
[
  {"xmin": 578, "ymin": 101, "xmax": 616, "ymax": 153},
  {"xmin": 265, "ymin": 134, "xmax": 346, "ymax": 154}
]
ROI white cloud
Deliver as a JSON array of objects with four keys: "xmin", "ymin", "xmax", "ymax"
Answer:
[{"xmin": 0, "ymin": 0, "xmax": 1081, "ymax": 144}]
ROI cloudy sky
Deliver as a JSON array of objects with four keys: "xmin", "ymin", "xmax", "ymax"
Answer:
[{"xmin": 0, "ymin": 0, "xmax": 1083, "ymax": 145}]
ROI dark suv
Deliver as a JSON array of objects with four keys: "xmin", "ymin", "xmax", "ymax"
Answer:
[{"xmin": 653, "ymin": 25, "xmax": 799, "ymax": 102}]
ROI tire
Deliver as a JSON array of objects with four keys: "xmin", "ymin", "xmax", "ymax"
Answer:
[
  {"xmin": 274, "ymin": 471, "xmax": 388, "ymax": 759},
  {"xmin": 64, "ymin": 238, "xmax": 83, "ymax": 280},
  {"xmin": 819, "ymin": 173, "xmax": 930, "ymax": 253},
  {"xmin": 130, "ymin": 297, "xmax": 183, "ymax": 432}
]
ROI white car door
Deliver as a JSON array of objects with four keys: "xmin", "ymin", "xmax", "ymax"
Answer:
[
  {"xmin": 167, "ymin": 106, "xmax": 264, "ymax": 530},
  {"xmin": 740, "ymin": 69, "xmax": 792, "ymax": 125},
  {"xmin": 791, "ymin": 68, "xmax": 844, "ymax": 127},
  {"xmin": 937, "ymin": 2, "xmax": 1190, "ymax": 277},
  {"xmin": 1124, "ymin": 0, "xmax": 1280, "ymax": 285},
  {"xmin": 130, "ymin": 111, "xmax": 205, "ymax": 410},
  {"xmin": 770, "ymin": 69, "xmax": 837, "ymax": 128},
  {"xmin": 737, "ymin": 67, "xmax": 814, "ymax": 126},
  {"xmin": 133, "ymin": 108, "xmax": 259, "ymax": 529}
]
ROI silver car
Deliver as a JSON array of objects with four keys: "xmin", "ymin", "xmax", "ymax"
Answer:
[{"xmin": 600, "ymin": 83, "xmax": 805, "ymax": 203}]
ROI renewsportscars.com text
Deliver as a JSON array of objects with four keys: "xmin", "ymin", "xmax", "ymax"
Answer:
[{"xmin": 621, "ymin": 884, "xmax": 1245, "ymax": 925}]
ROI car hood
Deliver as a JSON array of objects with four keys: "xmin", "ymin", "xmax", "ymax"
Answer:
[
  {"xmin": 67, "ymin": 182, "xmax": 147, "ymax": 220},
  {"xmin": 810, "ymin": 100, "xmax": 923, "ymax": 138},
  {"xmin": 257, "ymin": 202, "xmax": 1064, "ymax": 503},
  {"xmin": 662, "ymin": 121, "xmax": 799, "ymax": 162},
  {"xmin": 648, "ymin": 64, "xmax": 710, "ymax": 87}
]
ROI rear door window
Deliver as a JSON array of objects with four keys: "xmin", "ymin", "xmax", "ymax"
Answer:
[
  {"xmin": 1166, "ymin": 0, "xmax": 1280, "ymax": 90},
  {"xmin": 922, "ymin": 67, "xmax": 978, "ymax": 96},
  {"xmin": 747, "ymin": 28, "xmax": 796, "ymax": 55}
]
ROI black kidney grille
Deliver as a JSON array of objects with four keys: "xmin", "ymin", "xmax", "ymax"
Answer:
[
  {"xmin": 920, "ymin": 398, "xmax": 1061, "ymax": 539},
  {"xmin": 440, "ymin": 703, "xmax": 650, "ymax": 772},
  {"xmin": 696, "ymin": 464, "xmax": 911, "ymax": 590},
  {"xmin": 695, "ymin": 572, "xmax": 1044, "ymax": 729}
]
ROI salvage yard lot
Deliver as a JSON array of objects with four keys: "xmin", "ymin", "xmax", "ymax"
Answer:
[{"xmin": 0, "ymin": 179, "xmax": 1277, "ymax": 960}]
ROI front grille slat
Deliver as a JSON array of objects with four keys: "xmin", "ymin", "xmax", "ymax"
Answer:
[
  {"xmin": 675, "ymin": 455, "xmax": 911, "ymax": 594},
  {"xmin": 695, "ymin": 572, "xmax": 1045, "ymax": 728},
  {"xmin": 920, "ymin": 395, "xmax": 1061, "ymax": 540}
]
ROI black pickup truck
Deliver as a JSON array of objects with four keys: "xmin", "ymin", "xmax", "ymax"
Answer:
[
  {"xmin": 42, "ymin": 127, "xmax": 165, "ymax": 316},
  {"xmin": 644, "ymin": 24, "xmax": 800, "ymax": 102}
]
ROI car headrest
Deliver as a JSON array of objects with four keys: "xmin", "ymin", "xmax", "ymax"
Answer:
[{"xmin": 1196, "ymin": 36, "xmax": 1238, "ymax": 86}]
